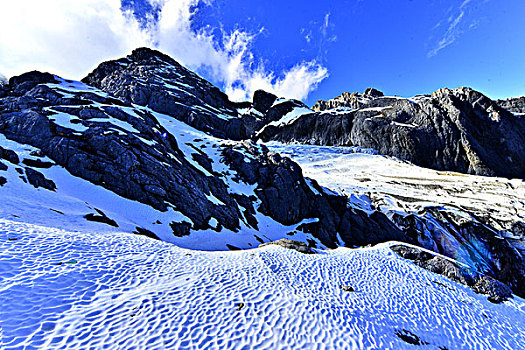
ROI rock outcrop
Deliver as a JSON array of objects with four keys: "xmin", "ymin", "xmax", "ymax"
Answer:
[
  {"xmin": 497, "ymin": 96, "xmax": 525, "ymax": 114},
  {"xmin": 258, "ymin": 87, "xmax": 525, "ymax": 179},
  {"xmin": 82, "ymin": 48, "xmax": 258, "ymax": 140},
  {"xmin": 391, "ymin": 244, "xmax": 514, "ymax": 303}
]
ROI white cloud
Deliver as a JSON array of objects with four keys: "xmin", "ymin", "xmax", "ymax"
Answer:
[
  {"xmin": 427, "ymin": 0, "xmax": 481, "ymax": 57},
  {"xmin": 0, "ymin": 0, "xmax": 150, "ymax": 79},
  {"xmin": 0, "ymin": 0, "xmax": 328, "ymax": 102}
]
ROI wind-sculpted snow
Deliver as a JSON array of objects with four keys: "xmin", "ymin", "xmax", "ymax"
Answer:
[{"xmin": 1, "ymin": 219, "xmax": 524, "ymax": 349}]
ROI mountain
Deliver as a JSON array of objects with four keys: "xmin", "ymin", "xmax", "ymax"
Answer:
[
  {"xmin": 0, "ymin": 46, "xmax": 524, "ymax": 325},
  {"xmin": 0, "ymin": 51, "xmax": 410, "ymax": 253},
  {"xmin": 258, "ymin": 87, "xmax": 525, "ymax": 179}
]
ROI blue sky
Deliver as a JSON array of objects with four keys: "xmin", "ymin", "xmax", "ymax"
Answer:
[{"xmin": 1, "ymin": 0, "xmax": 524, "ymax": 104}]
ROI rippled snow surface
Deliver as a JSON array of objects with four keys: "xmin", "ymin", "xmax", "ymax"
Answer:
[{"xmin": 1, "ymin": 220, "xmax": 524, "ymax": 349}]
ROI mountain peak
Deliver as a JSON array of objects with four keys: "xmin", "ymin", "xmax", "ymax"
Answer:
[{"xmin": 129, "ymin": 47, "xmax": 179, "ymax": 66}]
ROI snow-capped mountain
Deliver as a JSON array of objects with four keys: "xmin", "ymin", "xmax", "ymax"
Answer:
[{"xmin": 1, "ymin": 48, "xmax": 524, "ymax": 349}]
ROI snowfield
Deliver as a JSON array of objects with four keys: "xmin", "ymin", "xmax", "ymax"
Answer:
[
  {"xmin": 266, "ymin": 142, "xmax": 525, "ymax": 232},
  {"xmin": 1, "ymin": 219, "xmax": 524, "ymax": 349}
]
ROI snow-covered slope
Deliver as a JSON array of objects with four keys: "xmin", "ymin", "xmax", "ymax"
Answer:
[
  {"xmin": 1, "ymin": 219, "xmax": 524, "ymax": 349},
  {"xmin": 266, "ymin": 142, "xmax": 525, "ymax": 229},
  {"xmin": 266, "ymin": 142, "xmax": 525, "ymax": 297},
  {"xmin": 0, "ymin": 77, "xmax": 324, "ymax": 251}
]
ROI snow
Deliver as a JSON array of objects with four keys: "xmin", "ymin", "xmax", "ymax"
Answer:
[
  {"xmin": 268, "ymin": 106, "xmax": 312, "ymax": 127},
  {"xmin": 266, "ymin": 142, "xmax": 525, "ymax": 231},
  {"xmin": 1, "ymin": 219, "xmax": 523, "ymax": 349},
  {"xmin": 47, "ymin": 110, "xmax": 88, "ymax": 133},
  {"xmin": 88, "ymin": 117, "xmax": 140, "ymax": 134}
]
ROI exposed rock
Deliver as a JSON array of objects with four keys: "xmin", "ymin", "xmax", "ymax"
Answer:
[
  {"xmin": 25, "ymin": 168, "xmax": 56, "ymax": 191},
  {"xmin": 260, "ymin": 239, "xmax": 315, "ymax": 254},
  {"xmin": 0, "ymin": 145, "xmax": 19, "ymax": 164},
  {"xmin": 340, "ymin": 284, "xmax": 355, "ymax": 292},
  {"xmin": 391, "ymin": 244, "xmax": 514, "ymax": 303},
  {"xmin": 82, "ymin": 47, "xmax": 254, "ymax": 140},
  {"xmin": 497, "ymin": 96, "xmax": 525, "ymax": 114},
  {"xmin": 222, "ymin": 142, "xmax": 408, "ymax": 248},
  {"xmin": 261, "ymin": 87, "xmax": 525, "ymax": 179},
  {"xmin": 473, "ymin": 276, "xmax": 513, "ymax": 303},
  {"xmin": 133, "ymin": 227, "xmax": 160, "ymax": 240},
  {"xmin": 83, "ymin": 211, "xmax": 118, "ymax": 227},
  {"xmin": 312, "ymin": 88, "xmax": 390, "ymax": 111},
  {"xmin": 394, "ymin": 329, "xmax": 429, "ymax": 346},
  {"xmin": 22, "ymin": 158, "xmax": 53, "ymax": 168},
  {"xmin": 252, "ymin": 90, "xmax": 277, "ymax": 113}
]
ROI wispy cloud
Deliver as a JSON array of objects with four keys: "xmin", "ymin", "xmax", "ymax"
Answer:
[
  {"xmin": 300, "ymin": 12, "xmax": 337, "ymax": 63},
  {"xmin": 0, "ymin": 0, "xmax": 328, "ymax": 102},
  {"xmin": 427, "ymin": 0, "xmax": 483, "ymax": 58}
]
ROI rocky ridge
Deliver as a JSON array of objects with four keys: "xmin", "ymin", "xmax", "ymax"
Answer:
[{"xmin": 258, "ymin": 87, "xmax": 525, "ymax": 180}]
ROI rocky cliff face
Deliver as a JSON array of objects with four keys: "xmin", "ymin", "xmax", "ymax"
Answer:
[
  {"xmin": 497, "ymin": 96, "xmax": 525, "ymax": 115},
  {"xmin": 312, "ymin": 87, "xmax": 386, "ymax": 111},
  {"xmin": 258, "ymin": 87, "xmax": 525, "ymax": 179},
  {"xmin": 82, "ymin": 48, "xmax": 258, "ymax": 140}
]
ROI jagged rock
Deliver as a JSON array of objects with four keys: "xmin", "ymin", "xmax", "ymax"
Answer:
[
  {"xmin": 261, "ymin": 87, "xmax": 525, "ymax": 179},
  {"xmin": 497, "ymin": 96, "xmax": 525, "ymax": 114},
  {"xmin": 260, "ymin": 239, "xmax": 314, "ymax": 254},
  {"xmin": 84, "ymin": 212, "xmax": 118, "ymax": 227},
  {"xmin": 222, "ymin": 142, "xmax": 408, "ymax": 248},
  {"xmin": 22, "ymin": 158, "xmax": 53, "ymax": 168},
  {"xmin": 473, "ymin": 276, "xmax": 513, "ymax": 303},
  {"xmin": 82, "ymin": 47, "xmax": 253, "ymax": 140},
  {"xmin": 364, "ymin": 87, "xmax": 384, "ymax": 98},
  {"xmin": 391, "ymin": 244, "xmax": 514, "ymax": 302},
  {"xmin": 252, "ymin": 90, "xmax": 277, "ymax": 113},
  {"xmin": 0, "ymin": 145, "xmax": 19, "ymax": 164},
  {"xmin": 25, "ymin": 168, "xmax": 56, "ymax": 191},
  {"xmin": 340, "ymin": 284, "xmax": 355, "ymax": 292},
  {"xmin": 133, "ymin": 227, "xmax": 160, "ymax": 240},
  {"xmin": 312, "ymin": 88, "xmax": 390, "ymax": 111}
]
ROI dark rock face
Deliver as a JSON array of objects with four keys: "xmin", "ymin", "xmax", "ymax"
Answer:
[
  {"xmin": 260, "ymin": 87, "xmax": 525, "ymax": 179},
  {"xmin": 473, "ymin": 276, "xmax": 513, "ymax": 303},
  {"xmin": 222, "ymin": 142, "xmax": 408, "ymax": 248},
  {"xmin": 0, "ymin": 71, "xmax": 245, "ymax": 234},
  {"xmin": 497, "ymin": 96, "xmax": 525, "ymax": 114},
  {"xmin": 252, "ymin": 90, "xmax": 277, "ymax": 113},
  {"xmin": 391, "ymin": 244, "xmax": 514, "ymax": 303},
  {"xmin": 312, "ymin": 88, "xmax": 389, "ymax": 111},
  {"xmin": 25, "ymin": 168, "xmax": 56, "ymax": 191},
  {"xmin": 84, "ymin": 211, "xmax": 118, "ymax": 227},
  {"xmin": 0, "ymin": 145, "xmax": 19, "ymax": 164},
  {"xmin": 259, "ymin": 239, "xmax": 315, "ymax": 254},
  {"xmin": 82, "ymin": 48, "xmax": 254, "ymax": 140}
]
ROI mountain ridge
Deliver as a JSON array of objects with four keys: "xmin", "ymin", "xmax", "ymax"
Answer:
[{"xmin": 0, "ymin": 47, "xmax": 524, "ymax": 299}]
